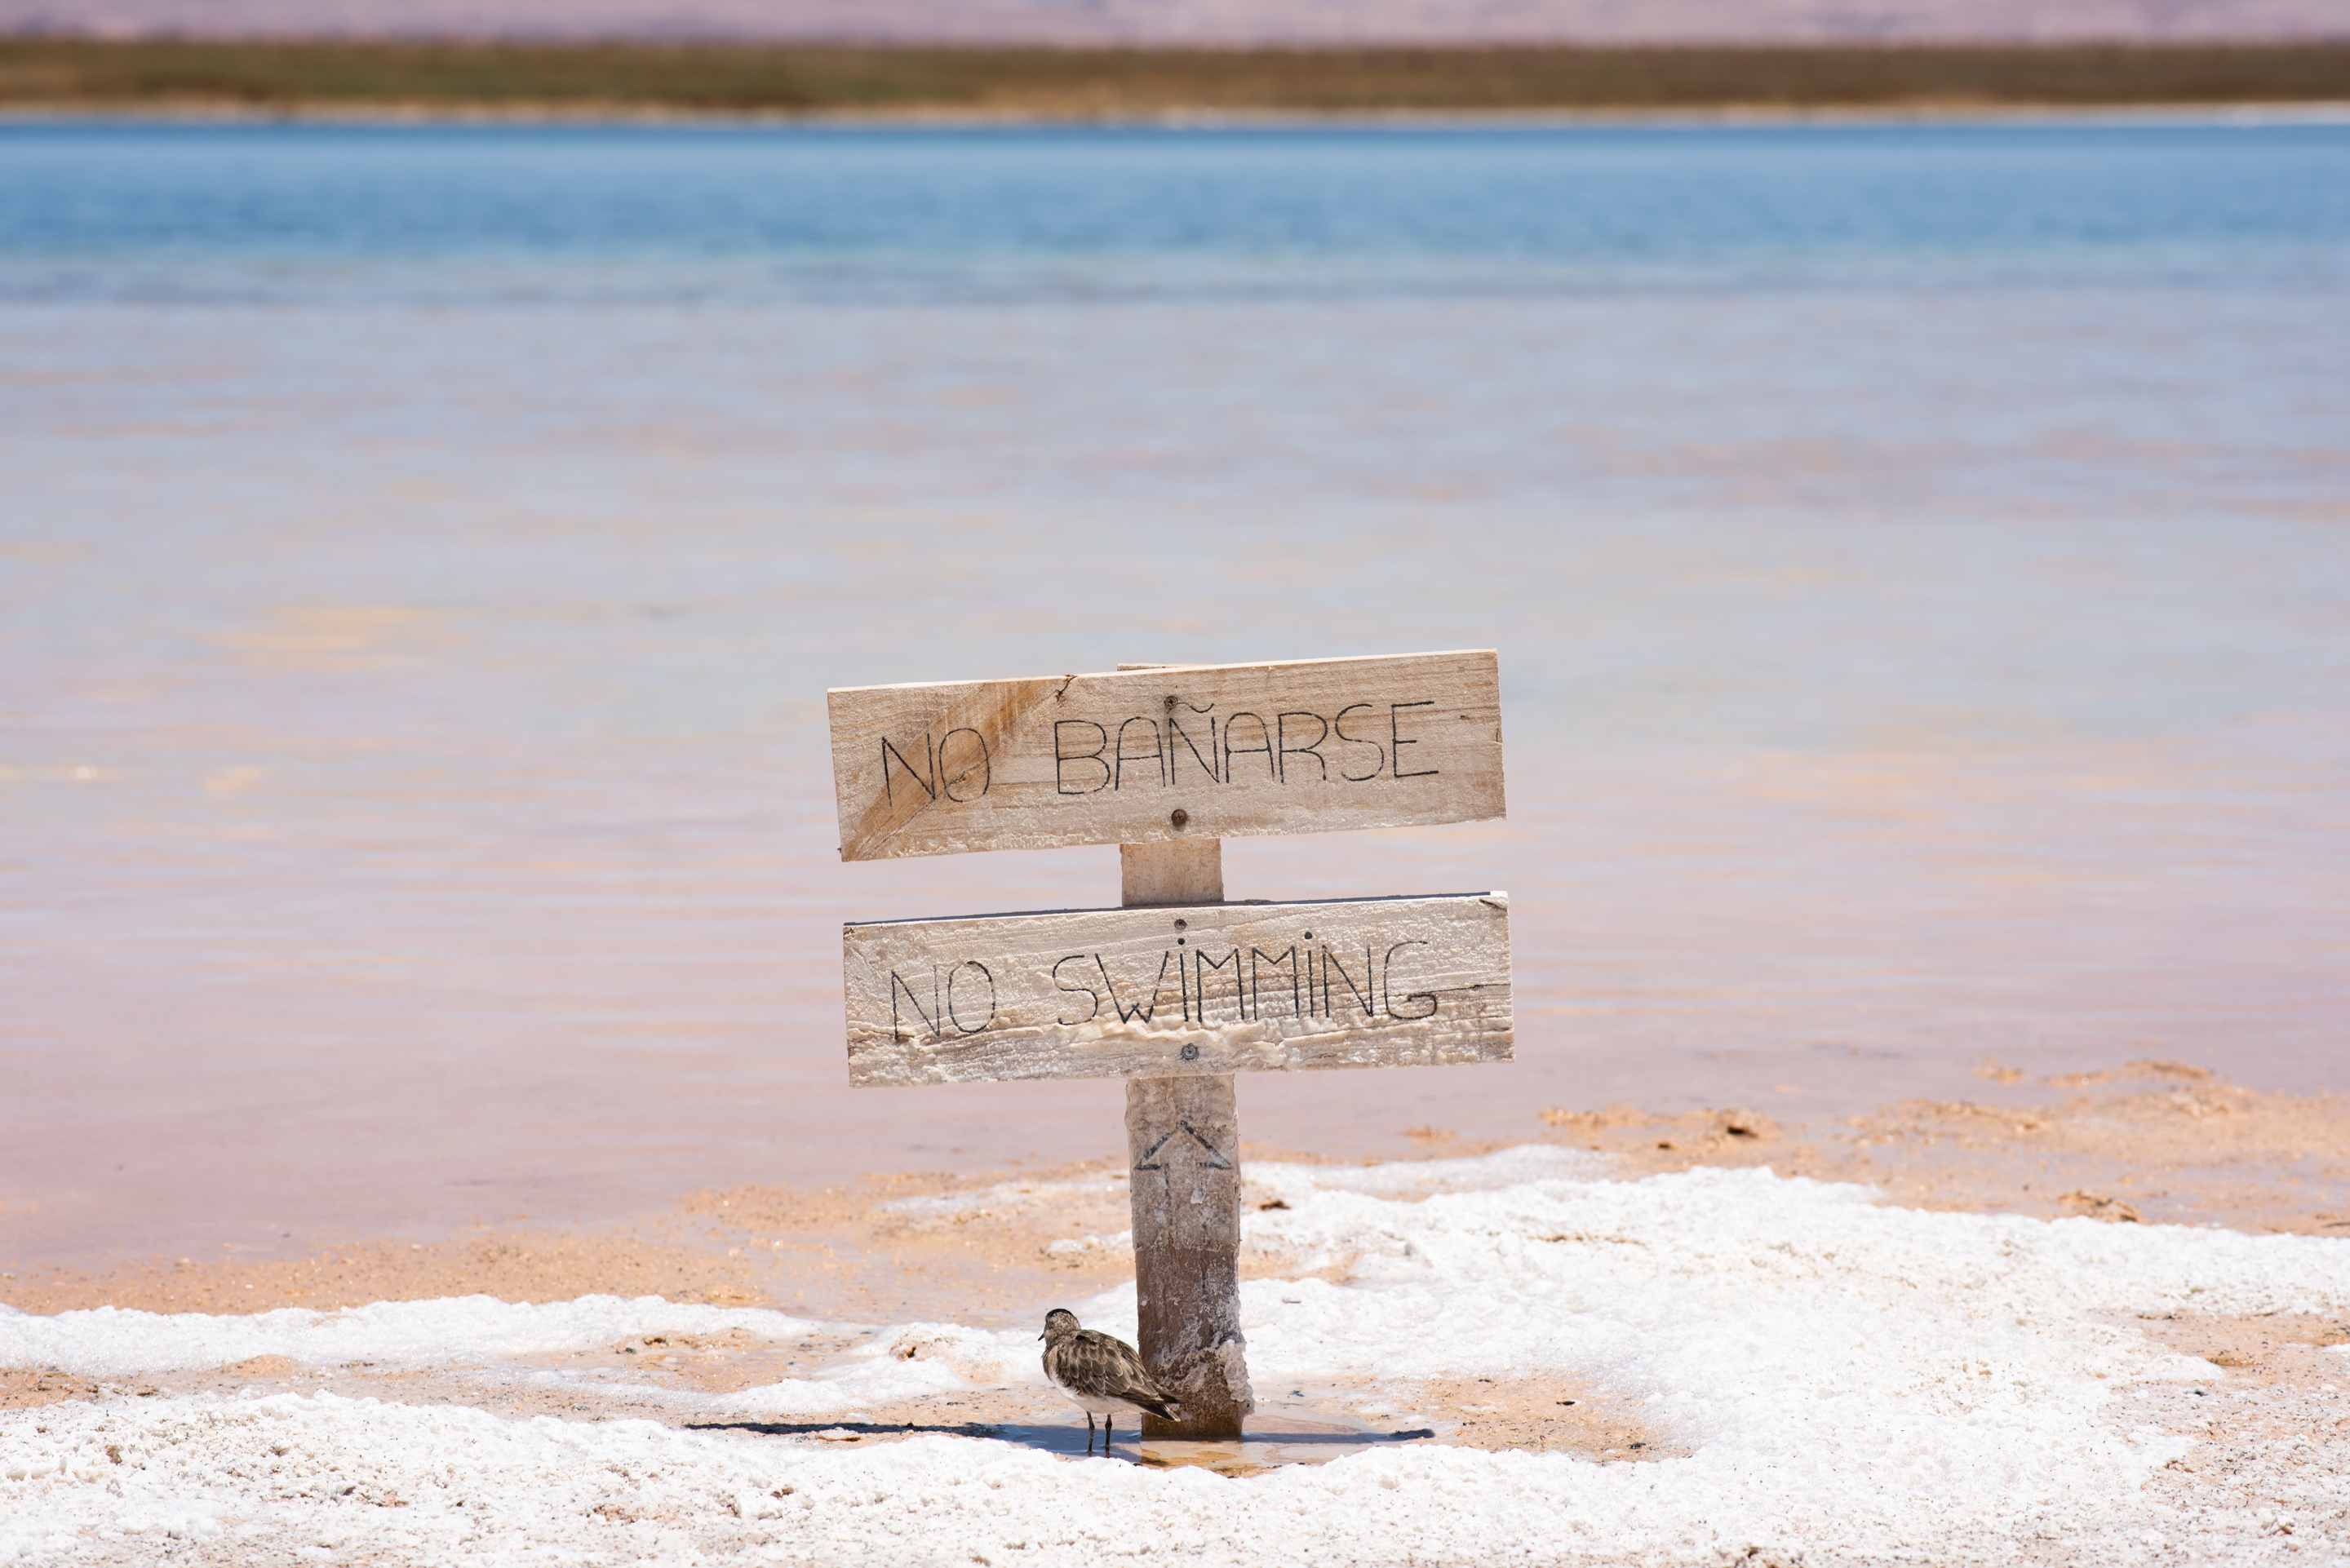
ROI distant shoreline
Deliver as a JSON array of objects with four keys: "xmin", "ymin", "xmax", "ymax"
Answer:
[
  {"xmin": 7, "ymin": 101, "xmax": 2350, "ymax": 131},
  {"xmin": 3, "ymin": 38, "xmax": 2348, "ymax": 119}
]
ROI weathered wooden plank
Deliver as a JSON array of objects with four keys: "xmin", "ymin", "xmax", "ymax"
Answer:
[
  {"xmin": 1127, "ymin": 1074, "xmax": 1252, "ymax": 1438},
  {"xmin": 843, "ymin": 891, "xmax": 1512, "ymax": 1087},
  {"xmin": 827, "ymin": 650, "xmax": 1504, "ymax": 862},
  {"xmin": 1118, "ymin": 839, "xmax": 1250, "ymax": 1441},
  {"xmin": 1118, "ymin": 838, "xmax": 1223, "ymax": 908}
]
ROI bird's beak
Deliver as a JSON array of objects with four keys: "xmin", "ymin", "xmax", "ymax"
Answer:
[{"xmin": 1036, "ymin": 1330, "xmax": 1045, "ymax": 1340}]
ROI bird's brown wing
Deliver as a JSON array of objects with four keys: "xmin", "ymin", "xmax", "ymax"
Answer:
[{"xmin": 1051, "ymin": 1331, "xmax": 1181, "ymax": 1417}]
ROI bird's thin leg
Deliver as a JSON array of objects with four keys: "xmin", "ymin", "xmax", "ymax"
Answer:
[
  {"xmin": 1104, "ymin": 1415, "xmax": 1115, "ymax": 1450},
  {"xmin": 1085, "ymin": 1412, "xmax": 1096, "ymax": 1454}
]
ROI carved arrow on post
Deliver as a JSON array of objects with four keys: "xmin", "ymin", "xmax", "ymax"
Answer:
[{"xmin": 1133, "ymin": 1123, "xmax": 1235, "ymax": 1172}]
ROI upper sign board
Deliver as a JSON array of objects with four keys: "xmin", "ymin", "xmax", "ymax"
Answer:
[
  {"xmin": 827, "ymin": 650, "xmax": 1504, "ymax": 862},
  {"xmin": 845, "ymin": 892, "xmax": 1512, "ymax": 1087}
]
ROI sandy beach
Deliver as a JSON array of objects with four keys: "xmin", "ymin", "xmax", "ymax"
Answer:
[{"xmin": 5, "ymin": 1064, "xmax": 2349, "ymax": 1561}]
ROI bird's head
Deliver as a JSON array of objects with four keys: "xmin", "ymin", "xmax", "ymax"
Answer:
[{"xmin": 1039, "ymin": 1308, "xmax": 1080, "ymax": 1342}]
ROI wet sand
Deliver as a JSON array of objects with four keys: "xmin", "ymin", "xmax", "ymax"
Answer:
[
  {"xmin": 9, "ymin": 1060, "xmax": 2344, "ymax": 1475},
  {"xmin": 11, "ymin": 1061, "xmax": 2345, "ymax": 1318},
  {"xmin": 1543, "ymin": 1060, "xmax": 2350, "ymax": 1238},
  {"xmin": 11, "ymin": 1058, "xmax": 2344, "ymax": 1322}
]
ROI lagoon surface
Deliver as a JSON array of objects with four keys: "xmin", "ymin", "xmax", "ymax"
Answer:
[{"xmin": 4, "ymin": 120, "xmax": 2348, "ymax": 1264}]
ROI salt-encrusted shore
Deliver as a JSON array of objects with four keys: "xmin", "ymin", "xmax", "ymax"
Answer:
[{"xmin": 4, "ymin": 1074, "xmax": 2349, "ymax": 1566}]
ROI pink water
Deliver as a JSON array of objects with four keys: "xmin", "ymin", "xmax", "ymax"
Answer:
[{"xmin": 5, "ymin": 126, "xmax": 2348, "ymax": 1268}]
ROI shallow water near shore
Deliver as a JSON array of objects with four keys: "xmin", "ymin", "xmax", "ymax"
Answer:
[{"xmin": 3, "ymin": 119, "xmax": 2348, "ymax": 1267}]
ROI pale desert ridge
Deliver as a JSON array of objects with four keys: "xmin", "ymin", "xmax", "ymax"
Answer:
[{"xmin": 6, "ymin": 1087, "xmax": 2350, "ymax": 1567}]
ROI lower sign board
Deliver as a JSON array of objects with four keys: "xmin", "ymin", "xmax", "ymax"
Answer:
[{"xmin": 844, "ymin": 893, "xmax": 1512, "ymax": 1087}]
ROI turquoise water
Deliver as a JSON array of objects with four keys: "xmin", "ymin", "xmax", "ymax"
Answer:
[
  {"xmin": 4, "ymin": 121, "xmax": 2347, "ymax": 1261},
  {"xmin": 6, "ymin": 122, "xmax": 2349, "ymax": 300}
]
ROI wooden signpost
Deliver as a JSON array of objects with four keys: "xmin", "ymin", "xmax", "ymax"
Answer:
[{"xmin": 827, "ymin": 651, "xmax": 1513, "ymax": 1441}]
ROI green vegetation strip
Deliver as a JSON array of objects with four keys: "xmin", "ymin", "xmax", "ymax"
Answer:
[{"xmin": 2, "ymin": 38, "xmax": 2347, "ymax": 114}]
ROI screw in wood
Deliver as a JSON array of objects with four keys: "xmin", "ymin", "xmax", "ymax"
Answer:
[
  {"xmin": 1170, "ymin": 808, "xmax": 1189, "ymax": 829},
  {"xmin": 1181, "ymin": 1043, "xmax": 1200, "ymax": 1061}
]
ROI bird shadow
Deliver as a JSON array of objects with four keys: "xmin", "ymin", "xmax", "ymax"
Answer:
[
  {"xmin": 684, "ymin": 1416, "xmax": 1439, "ymax": 1467},
  {"xmin": 685, "ymin": 1417, "xmax": 1142, "ymax": 1457}
]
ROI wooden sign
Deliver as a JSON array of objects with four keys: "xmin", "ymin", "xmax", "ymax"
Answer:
[
  {"xmin": 827, "ymin": 650, "xmax": 1503, "ymax": 862},
  {"xmin": 823, "ymin": 649, "xmax": 1515, "ymax": 1444},
  {"xmin": 844, "ymin": 892, "xmax": 1511, "ymax": 1088}
]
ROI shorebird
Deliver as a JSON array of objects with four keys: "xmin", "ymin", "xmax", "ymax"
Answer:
[{"xmin": 1039, "ymin": 1309, "xmax": 1180, "ymax": 1453}]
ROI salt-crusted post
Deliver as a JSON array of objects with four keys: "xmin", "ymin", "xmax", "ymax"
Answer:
[
  {"xmin": 827, "ymin": 650, "xmax": 1513, "ymax": 1445},
  {"xmin": 1120, "ymin": 837, "xmax": 1250, "ymax": 1437}
]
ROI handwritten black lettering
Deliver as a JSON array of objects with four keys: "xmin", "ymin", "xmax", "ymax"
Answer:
[
  {"xmin": 1054, "ymin": 720, "xmax": 1111, "ymax": 795},
  {"xmin": 1168, "ymin": 712, "xmax": 1221, "ymax": 784},
  {"xmin": 1113, "ymin": 717, "xmax": 1164, "ymax": 792},
  {"xmin": 1052, "ymin": 955, "xmax": 1102, "ymax": 1026},
  {"xmin": 1384, "ymin": 940, "xmax": 1438, "ymax": 1019},
  {"xmin": 880, "ymin": 734, "xmax": 936, "ymax": 805},
  {"xmin": 1275, "ymin": 711, "xmax": 1328, "ymax": 783},
  {"xmin": 1322, "ymin": 946, "xmax": 1377, "ymax": 1020},
  {"xmin": 1333, "ymin": 703, "xmax": 1385, "ymax": 782},
  {"xmin": 1194, "ymin": 946, "xmax": 1243, "ymax": 1024},
  {"xmin": 1250, "ymin": 946, "xmax": 1301, "ymax": 1021},
  {"xmin": 938, "ymin": 728, "xmax": 991, "ymax": 802},
  {"xmin": 945, "ymin": 961, "xmax": 997, "ymax": 1034},
  {"xmin": 889, "ymin": 968, "xmax": 939, "ymax": 1042},
  {"xmin": 1390, "ymin": 701, "xmax": 1439, "ymax": 779},
  {"xmin": 1095, "ymin": 950, "xmax": 1177, "ymax": 1025},
  {"xmin": 1223, "ymin": 712, "xmax": 1275, "ymax": 782}
]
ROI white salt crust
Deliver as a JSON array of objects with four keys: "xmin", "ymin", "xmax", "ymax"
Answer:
[
  {"xmin": 6, "ymin": 1154, "xmax": 2350, "ymax": 1566},
  {"xmin": 0, "ymin": 1297, "xmax": 827, "ymax": 1383},
  {"xmin": 0, "ymin": 1296, "xmax": 1053, "ymax": 1420}
]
